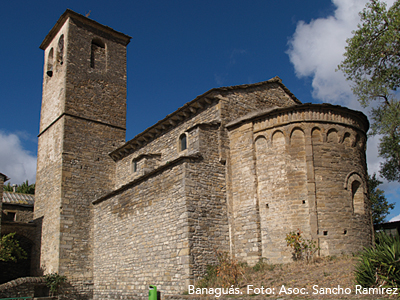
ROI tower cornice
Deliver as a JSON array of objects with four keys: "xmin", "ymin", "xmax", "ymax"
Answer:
[{"xmin": 40, "ymin": 9, "xmax": 131, "ymax": 50}]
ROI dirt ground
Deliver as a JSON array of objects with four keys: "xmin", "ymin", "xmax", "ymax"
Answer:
[
  {"xmin": 238, "ymin": 255, "xmax": 395, "ymax": 299},
  {"xmin": 190, "ymin": 256, "xmax": 397, "ymax": 300}
]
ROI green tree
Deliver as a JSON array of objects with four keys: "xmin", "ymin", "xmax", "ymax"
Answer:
[
  {"xmin": 369, "ymin": 173, "xmax": 394, "ymax": 225},
  {"xmin": 0, "ymin": 233, "xmax": 27, "ymax": 262},
  {"xmin": 3, "ymin": 180, "xmax": 35, "ymax": 194},
  {"xmin": 338, "ymin": 0, "xmax": 400, "ymax": 182}
]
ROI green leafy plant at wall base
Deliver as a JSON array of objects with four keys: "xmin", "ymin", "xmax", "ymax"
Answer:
[
  {"xmin": 45, "ymin": 273, "xmax": 67, "ymax": 296},
  {"xmin": 355, "ymin": 232, "xmax": 400, "ymax": 289}
]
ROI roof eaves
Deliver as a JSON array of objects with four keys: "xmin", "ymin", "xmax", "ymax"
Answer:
[
  {"xmin": 110, "ymin": 77, "xmax": 301, "ymax": 161},
  {"xmin": 226, "ymin": 103, "xmax": 369, "ymax": 131},
  {"xmin": 40, "ymin": 9, "xmax": 132, "ymax": 50},
  {"xmin": 0, "ymin": 172, "xmax": 9, "ymax": 182}
]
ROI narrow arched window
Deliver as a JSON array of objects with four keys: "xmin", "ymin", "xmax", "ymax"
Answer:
[
  {"xmin": 352, "ymin": 180, "xmax": 364, "ymax": 214},
  {"xmin": 132, "ymin": 159, "xmax": 137, "ymax": 173},
  {"xmin": 91, "ymin": 38, "xmax": 106, "ymax": 70},
  {"xmin": 57, "ymin": 35, "xmax": 64, "ymax": 65},
  {"xmin": 47, "ymin": 48, "xmax": 54, "ymax": 77},
  {"xmin": 179, "ymin": 134, "xmax": 187, "ymax": 151}
]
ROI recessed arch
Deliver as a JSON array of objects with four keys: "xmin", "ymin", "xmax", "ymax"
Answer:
[
  {"xmin": 47, "ymin": 48, "xmax": 54, "ymax": 77},
  {"xmin": 272, "ymin": 130, "xmax": 285, "ymax": 147},
  {"xmin": 290, "ymin": 127, "xmax": 305, "ymax": 146},
  {"xmin": 311, "ymin": 127, "xmax": 322, "ymax": 143},
  {"xmin": 352, "ymin": 180, "xmax": 364, "ymax": 214},
  {"xmin": 327, "ymin": 128, "xmax": 339, "ymax": 143},
  {"xmin": 344, "ymin": 172, "xmax": 365, "ymax": 214},
  {"xmin": 354, "ymin": 134, "xmax": 361, "ymax": 148},
  {"xmin": 132, "ymin": 159, "xmax": 138, "ymax": 173},
  {"xmin": 342, "ymin": 132, "xmax": 352, "ymax": 146},
  {"xmin": 91, "ymin": 38, "xmax": 106, "ymax": 70},
  {"xmin": 57, "ymin": 34, "xmax": 64, "ymax": 65},
  {"xmin": 255, "ymin": 135, "xmax": 267, "ymax": 152},
  {"xmin": 179, "ymin": 133, "xmax": 188, "ymax": 152}
]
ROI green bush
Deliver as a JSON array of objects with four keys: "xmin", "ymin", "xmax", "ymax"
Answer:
[
  {"xmin": 0, "ymin": 232, "xmax": 27, "ymax": 262},
  {"xmin": 45, "ymin": 273, "xmax": 67, "ymax": 296},
  {"xmin": 355, "ymin": 232, "xmax": 400, "ymax": 289}
]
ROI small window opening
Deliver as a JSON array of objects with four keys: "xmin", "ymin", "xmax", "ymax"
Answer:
[
  {"xmin": 302, "ymin": 200, "xmax": 306, "ymax": 204},
  {"xmin": 47, "ymin": 48, "xmax": 54, "ymax": 77},
  {"xmin": 179, "ymin": 134, "xmax": 187, "ymax": 151},
  {"xmin": 352, "ymin": 180, "xmax": 364, "ymax": 214},
  {"xmin": 4, "ymin": 211, "xmax": 16, "ymax": 222},
  {"xmin": 343, "ymin": 230, "xmax": 347, "ymax": 235},
  {"xmin": 57, "ymin": 35, "xmax": 64, "ymax": 65},
  {"xmin": 266, "ymin": 203, "xmax": 269, "ymax": 208},
  {"xmin": 323, "ymin": 231, "xmax": 328, "ymax": 236},
  {"xmin": 132, "ymin": 160, "xmax": 137, "ymax": 172},
  {"xmin": 91, "ymin": 38, "xmax": 106, "ymax": 69}
]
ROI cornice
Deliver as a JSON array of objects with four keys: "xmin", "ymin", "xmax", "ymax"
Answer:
[
  {"xmin": 110, "ymin": 77, "xmax": 299, "ymax": 161},
  {"xmin": 40, "ymin": 9, "xmax": 131, "ymax": 50},
  {"xmin": 226, "ymin": 103, "xmax": 369, "ymax": 133}
]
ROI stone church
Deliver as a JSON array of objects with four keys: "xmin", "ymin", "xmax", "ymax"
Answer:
[{"xmin": 32, "ymin": 9, "xmax": 372, "ymax": 299}]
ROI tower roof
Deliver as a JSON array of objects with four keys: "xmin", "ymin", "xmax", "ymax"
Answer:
[{"xmin": 40, "ymin": 9, "xmax": 131, "ymax": 50}]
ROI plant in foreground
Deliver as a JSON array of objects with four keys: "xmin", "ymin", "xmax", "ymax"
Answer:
[
  {"xmin": 285, "ymin": 229, "xmax": 319, "ymax": 263},
  {"xmin": 196, "ymin": 249, "xmax": 246, "ymax": 288},
  {"xmin": 45, "ymin": 273, "xmax": 67, "ymax": 296},
  {"xmin": 355, "ymin": 232, "xmax": 400, "ymax": 289},
  {"xmin": 0, "ymin": 232, "xmax": 27, "ymax": 262}
]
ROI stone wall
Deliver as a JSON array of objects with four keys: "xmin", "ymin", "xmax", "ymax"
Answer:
[
  {"xmin": 36, "ymin": 10, "xmax": 373, "ymax": 300},
  {"xmin": 0, "ymin": 277, "xmax": 46, "ymax": 298},
  {"xmin": 113, "ymin": 101, "xmax": 219, "ymax": 188},
  {"xmin": 227, "ymin": 104, "xmax": 372, "ymax": 264},
  {"xmin": 35, "ymin": 10, "xmax": 130, "ymax": 298},
  {"xmin": 93, "ymin": 162, "xmax": 189, "ymax": 298},
  {"xmin": 91, "ymin": 78, "xmax": 300, "ymax": 298},
  {"xmin": 93, "ymin": 120, "xmax": 227, "ymax": 297},
  {"xmin": 35, "ymin": 117, "xmax": 63, "ymax": 274},
  {"xmin": 184, "ymin": 124, "xmax": 230, "ymax": 280}
]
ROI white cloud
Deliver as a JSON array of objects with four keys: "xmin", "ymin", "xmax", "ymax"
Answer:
[
  {"xmin": 389, "ymin": 214, "xmax": 400, "ymax": 222},
  {"xmin": 287, "ymin": 0, "xmax": 396, "ymax": 181},
  {"xmin": 287, "ymin": 0, "xmax": 369, "ymax": 106},
  {"xmin": 0, "ymin": 131, "xmax": 37, "ymax": 185}
]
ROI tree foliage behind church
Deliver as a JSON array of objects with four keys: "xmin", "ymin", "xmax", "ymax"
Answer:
[
  {"xmin": 3, "ymin": 180, "xmax": 35, "ymax": 194},
  {"xmin": 338, "ymin": 0, "xmax": 400, "ymax": 182}
]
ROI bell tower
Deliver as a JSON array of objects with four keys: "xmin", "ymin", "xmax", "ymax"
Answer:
[{"xmin": 34, "ymin": 9, "xmax": 131, "ymax": 291}]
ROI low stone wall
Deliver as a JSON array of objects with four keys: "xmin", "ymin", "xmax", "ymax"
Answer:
[
  {"xmin": 0, "ymin": 276, "xmax": 91, "ymax": 300},
  {"xmin": 0, "ymin": 277, "xmax": 46, "ymax": 298}
]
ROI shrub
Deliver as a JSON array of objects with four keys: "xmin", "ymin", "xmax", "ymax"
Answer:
[
  {"xmin": 214, "ymin": 250, "xmax": 245, "ymax": 286},
  {"xmin": 252, "ymin": 257, "xmax": 276, "ymax": 272},
  {"xmin": 0, "ymin": 232, "xmax": 27, "ymax": 262},
  {"xmin": 285, "ymin": 229, "xmax": 318, "ymax": 262},
  {"xmin": 45, "ymin": 273, "xmax": 67, "ymax": 296},
  {"xmin": 355, "ymin": 232, "xmax": 400, "ymax": 289},
  {"xmin": 196, "ymin": 250, "xmax": 245, "ymax": 288}
]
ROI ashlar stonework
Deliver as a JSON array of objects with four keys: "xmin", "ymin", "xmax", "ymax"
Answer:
[{"xmin": 32, "ymin": 9, "xmax": 373, "ymax": 299}]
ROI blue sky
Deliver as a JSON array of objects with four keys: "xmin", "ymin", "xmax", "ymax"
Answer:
[{"xmin": 1, "ymin": 0, "xmax": 399, "ymax": 221}]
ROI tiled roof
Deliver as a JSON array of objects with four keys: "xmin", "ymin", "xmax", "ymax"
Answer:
[{"xmin": 2, "ymin": 192, "xmax": 35, "ymax": 206}]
